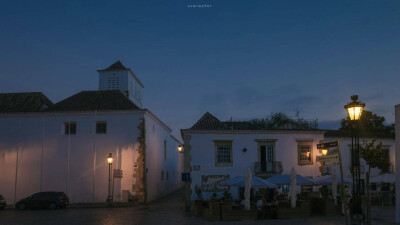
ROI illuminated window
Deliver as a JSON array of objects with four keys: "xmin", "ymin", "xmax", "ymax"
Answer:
[{"xmin": 297, "ymin": 142, "xmax": 313, "ymax": 165}]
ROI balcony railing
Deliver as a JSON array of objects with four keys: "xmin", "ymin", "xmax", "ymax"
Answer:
[{"xmin": 254, "ymin": 162, "xmax": 283, "ymax": 175}]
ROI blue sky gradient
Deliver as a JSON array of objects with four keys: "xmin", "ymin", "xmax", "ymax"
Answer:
[{"xmin": 1, "ymin": 0, "xmax": 399, "ymax": 137}]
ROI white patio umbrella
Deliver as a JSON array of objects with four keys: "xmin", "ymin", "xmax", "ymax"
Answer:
[
  {"xmin": 332, "ymin": 168, "xmax": 338, "ymax": 205},
  {"xmin": 219, "ymin": 176, "xmax": 277, "ymax": 188},
  {"xmin": 265, "ymin": 174, "xmax": 315, "ymax": 185},
  {"xmin": 370, "ymin": 173, "xmax": 395, "ymax": 183},
  {"xmin": 290, "ymin": 167, "xmax": 296, "ymax": 208},
  {"xmin": 312, "ymin": 175, "xmax": 352, "ymax": 185},
  {"xmin": 244, "ymin": 169, "xmax": 252, "ymax": 210}
]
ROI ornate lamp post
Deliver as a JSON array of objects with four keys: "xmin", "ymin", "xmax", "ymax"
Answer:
[
  {"xmin": 344, "ymin": 95, "xmax": 365, "ymax": 223},
  {"xmin": 107, "ymin": 153, "xmax": 113, "ymax": 203}
]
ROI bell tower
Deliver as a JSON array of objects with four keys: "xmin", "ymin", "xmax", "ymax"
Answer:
[{"xmin": 98, "ymin": 61, "xmax": 144, "ymax": 108}]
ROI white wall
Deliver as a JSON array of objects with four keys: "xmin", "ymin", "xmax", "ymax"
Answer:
[
  {"xmin": 0, "ymin": 112, "xmax": 143, "ymax": 204},
  {"xmin": 144, "ymin": 113, "xmax": 183, "ymax": 202},
  {"xmin": 187, "ymin": 131, "xmax": 324, "ymax": 201},
  {"xmin": 324, "ymin": 137, "xmax": 395, "ymax": 179}
]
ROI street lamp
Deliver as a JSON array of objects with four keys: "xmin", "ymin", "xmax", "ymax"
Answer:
[
  {"xmin": 344, "ymin": 95, "xmax": 365, "ymax": 222},
  {"xmin": 107, "ymin": 153, "xmax": 113, "ymax": 203},
  {"xmin": 177, "ymin": 145, "xmax": 183, "ymax": 153}
]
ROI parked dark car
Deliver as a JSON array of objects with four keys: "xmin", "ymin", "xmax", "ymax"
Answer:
[
  {"xmin": 15, "ymin": 192, "xmax": 69, "ymax": 210},
  {"xmin": 0, "ymin": 195, "xmax": 6, "ymax": 209}
]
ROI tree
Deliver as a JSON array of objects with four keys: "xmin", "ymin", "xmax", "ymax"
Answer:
[
  {"xmin": 249, "ymin": 112, "xmax": 312, "ymax": 129},
  {"xmin": 359, "ymin": 138, "xmax": 390, "ymax": 174},
  {"xmin": 340, "ymin": 110, "xmax": 394, "ymax": 136}
]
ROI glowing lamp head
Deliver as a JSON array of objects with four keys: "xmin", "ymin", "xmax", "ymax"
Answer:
[
  {"xmin": 344, "ymin": 95, "xmax": 365, "ymax": 121},
  {"xmin": 321, "ymin": 149, "xmax": 328, "ymax": 156},
  {"xmin": 177, "ymin": 145, "xmax": 183, "ymax": 152},
  {"xmin": 107, "ymin": 153, "xmax": 113, "ymax": 164}
]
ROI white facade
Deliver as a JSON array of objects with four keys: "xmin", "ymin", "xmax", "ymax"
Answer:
[
  {"xmin": 182, "ymin": 130, "xmax": 325, "ymax": 202},
  {"xmin": 324, "ymin": 136, "xmax": 395, "ymax": 179},
  {"xmin": 0, "ymin": 110, "xmax": 183, "ymax": 204},
  {"xmin": 144, "ymin": 112, "xmax": 184, "ymax": 202}
]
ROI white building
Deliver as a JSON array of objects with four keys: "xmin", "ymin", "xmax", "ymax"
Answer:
[
  {"xmin": 324, "ymin": 130, "xmax": 395, "ymax": 176},
  {"xmin": 181, "ymin": 112, "xmax": 325, "ymax": 210},
  {"xmin": 0, "ymin": 61, "xmax": 184, "ymax": 204},
  {"xmin": 181, "ymin": 112, "xmax": 396, "ymax": 210}
]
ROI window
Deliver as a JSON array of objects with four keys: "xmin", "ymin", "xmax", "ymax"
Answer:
[
  {"xmin": 381, "ymin": 148, "xmax": 390, "ymax": 162},
  {"xmin": 107, "ymin": 74, "xmax": 120, "ymax": 90},
  {"xmin": 96, "ymin": 121, "xmax": 107, "ymax": 134},
  {"xmin": 166, "ymin": 172, "xmax": 169, "ymax": 180},
  {"xmin": 298, "ymin": 142, "xmax": 313, "ymax": 165},
  {"xmin": 381, "ymin": 183, "xmax": 390, "ymax": 192},
  {"xmin": 161, "ymin": 171, "xmax": 164, "ymax": 180},
  {"xmin": 370, "ymin": 183, "xmax": 377, "ymax": 192},
  {"xmin": 64, "ymin": 122, "xmax": 76, "ymax": 135},
  {"xmin": 214, "ymin": 141, "xmax": 233, "ymax": 167}
]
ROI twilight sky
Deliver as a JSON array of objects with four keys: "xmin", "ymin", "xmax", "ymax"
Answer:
[{"xmin": 0, "ymin": 0, "xmax": 399, "ymax": 138}]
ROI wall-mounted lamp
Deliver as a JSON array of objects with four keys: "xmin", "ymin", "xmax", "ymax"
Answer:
[
  {"xmin": 178, "ymin": 145, "xmax": 183, "ymax": 153},
  {"xmin": 242, "ymin": 148, "xmax": 248, "ymax": 153},
  {"xmin": 321, "ymin": 149, "xmax": 328, "ymax": 156}
]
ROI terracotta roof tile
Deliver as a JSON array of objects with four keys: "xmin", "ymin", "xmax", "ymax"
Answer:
[
  {"xmin": 190, "ymin": 112, "xmax": 226, "ymax": 130},
  {"xmin": 0, "ymin": 92, "xmax": 53, "ymax": 112},
  {"xmin": 188, "ymin": 112, "xmax": 324, "ymax": 131},
  {"xmin": 97, "ymin": 61, "xmax": 128, "ymax": 72},
  {"xmin": 45, "ymin": 90, "xmax": 140, "ymax": 112}
]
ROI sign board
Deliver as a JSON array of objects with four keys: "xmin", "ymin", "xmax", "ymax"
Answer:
[
  {"xmin": 201, "ymin": 175, "xmax": 229, "ymax": 192},
  {"xmin": 182, "ymin": 173, "xmax": 191, "ymax": 182},
  {"xmin": 324, "ymin": 158, "xmax": 340, "ymax": 163},
  {"xmin": 113, "ymin": 169, "xmax": 123, "ymax": 178},
  {"xmin": 324, "ymin": 161, "xmax": 340, "ymax": 167},
  {"xmin": 317, "ymin": 141, "xmax": 339, "ymax": 149},
  {"xmin": 316, "ymin": 153, "xmax": 339, "ymax": 162}
]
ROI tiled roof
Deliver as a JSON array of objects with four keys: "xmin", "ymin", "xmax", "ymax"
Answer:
[
  {"xmin": 188, "ymin": 112, "xmax": 323, "ymax": 131},
  {"xmin": 0, "ymin": 92, "xmax": 53, "ymax": 113},
  {"xmin": 97, "ymin": 60, "xmax": 128, "ymax": 72},
  {"xmin": 324, "ymin": 129, "xmax": 394, "ymax": 139},
  {"xmin": 45, "ymin": 90, "xmax": 140, "ymax": 112},
  {"xmin": 190, "ymin": 112, "xmax": 226, "ymax": 130}
]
